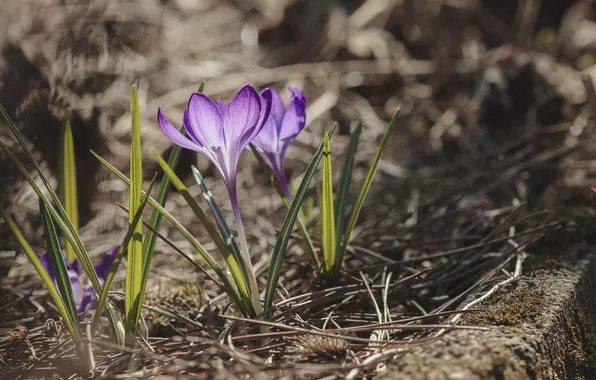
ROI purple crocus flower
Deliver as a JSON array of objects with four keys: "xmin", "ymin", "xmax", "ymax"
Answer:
[
  {"xmin": 250, "ymin": 87, "xmax": 306, "ymax": 200},
  {"xmin": 157, "ymin": 85, "xmax": 272, "ymax": 199},
  {"xmin": 157, "ymin": 85, "xmax": 272, "ymax": 313},
  {"xmin": 40, "ymin": 245, "xmax": 119, "ymax": 316}
]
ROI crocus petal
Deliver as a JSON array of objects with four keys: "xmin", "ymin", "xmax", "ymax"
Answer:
[
  {"xmin": 80, "ymin": 290, "xmax": 95, "ymax": 314},
  {"xmin": 254, "ymin": 89, "xmax": 273, "ymax": 140},
  {"xmin": 268, "ymin": 88, "xmax": 286, "ymax": 128},
  {"xmin": 39, "ymin": 251, "xmax": 56, "ymax": 282},
  {"xmin": 186, "ymin": 93, "xmax": 226, "ymax": 149},
  {"xmin": 79, "ymin": 245, "xmax": 120, "ymax": 314},
  {"xmin": 69, "ymin": 272, "xmax": 84, "ymax": 311},
  {"xmin": 39, "ymin": 251, "xmax": 85, "ymax": 311},
  {"xmin": 158, "ymin": 107, "xmax": 203, "ymax": 151},
  {"xmin": 94, "ymin": 245, "xmax": 119, "ymax": 283},
  {"xmin": 224, "ymin": 85, "xmax": 262, "ymax": 148},
  {"xmin": 252, "ymin": 114, "xmax": 279, "ymax": 154},
  {"xmin": 279, "ymin": 87, "xmax": 306, "ymax": 142},
  {"xmin": 215, "ymin": 100, "xmax": 228, "ymax": 115}
]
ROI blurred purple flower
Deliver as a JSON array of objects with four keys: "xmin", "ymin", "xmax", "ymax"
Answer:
[
  {"xmin": 157, "ymin": 85, "xmax": 272, "ymax": 265},
  {"xmin": 250, "ymin": 87, "xmax": 306, "ymax": 199},
  {"xmin": 40, "ymin": 245, "xmax": 119, "ymax": 316}
]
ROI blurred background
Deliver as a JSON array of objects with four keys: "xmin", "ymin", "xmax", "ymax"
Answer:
[{"xmin": 1, "ymin": 0, "xmax": 595, "ymax": 280}]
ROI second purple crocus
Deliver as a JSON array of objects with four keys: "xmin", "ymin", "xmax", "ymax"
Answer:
[
  {"xmin": 40, "ymin": 245, "xmax": 118, "ymax": 317},
  {"xmin": 251, "ymin": 87, "xmax": 306, "ymax": 200}
]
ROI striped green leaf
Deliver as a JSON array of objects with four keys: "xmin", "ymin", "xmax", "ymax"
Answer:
[
  {"xmin": 249, "ymin": 145, "xmax": 319, "ymax": 267},
  {"xmin": 264, "ymin": 123, "xmax": 337, "ymax": 311},
  {"xmin": 0, "ymin": 137, "xmax": 121, "ymax": 345},
  {"xmin": 125, "ymin": 85, "xmax": 144, "ymax": 345},
  {"xmin": 152, "ymin": 150, "xmax": 253, "ymax": 315},
  {"xmin": 321, "ymin": 132, "xmax": 336, "ymax": 274},
  {"xmin": 339, "ymin": 108, "xmax": 399, "ymax": 270},
  {"xmin": 39, "ymin": 199, "xmax": 79, "ymax": 330},
  {"xmin": 0, "ymin": 208, "xmax": 81, "ymax": 343},
  {"xmin": 332, "ymin": 121, "xmax": 362, "ymax": 277},
  {"xmin": 92, "ymin": 175, "xmax": 157, "ymax": 332},
  {"xmin": 91, "ymin": 150, "xmax": 249, "ymax": 316},
  {"xmin": 58, "ymin": 121, "xmax": 79, "ymax": 263}
]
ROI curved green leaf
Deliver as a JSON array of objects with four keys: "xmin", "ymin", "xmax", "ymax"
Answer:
[
  {"xmin": 58, "ymin": 121, "xmax": 79, "ymax": 263},
  {"xmin": 332, "ymin": 121, "xmax": 362, "ymax": 276},
  {"xmin": 40, "ymin": 199, "xmax": 79, "ymax": 330},
  {"xmin": 0, "ymin": 138, "xmax": 121, "ymax": 345},
  {"xmin": 249, "ymin": 145, "xmax": 318, "ymax": 267},
  {"xmin": 152, "ymin": 150, "xmax": 253, "ymax": 315},
  {"xmin": 91, "ymin": 175, "xmax": 157, "ymax": 332},
  {"xmin": 339, "ymin": 108, "xmax": 399, "ymax": 271},
  {"xmin": 264, "ymin": 123, "xmax": 337, "ymax": 311},
  {"xmin": 91, "ymin": 150, "xmax": 250, "ymax": 316},
  {"xmin": 0, "ymin": 208, "xmax": 81, "ymax": 342}
]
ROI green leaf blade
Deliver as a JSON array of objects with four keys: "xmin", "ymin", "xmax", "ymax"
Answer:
[
  {"xmin": 151, "ymin": 150, "xmax": 253, "ymax": 315},
  {"xmin": 92, "ymin": 149, "xmax": 250, "ymax": 316},
  {"xmin": 340, "ymin": 108, "xmax": 399, "ymax": 269},
  {"xmin": 92, "ymin": 175, "xmax": 158, "ymax": 331},
  {"xmin": 321, "ymin": 132, "xmax": 336, "ymax": 274},
  {"xmin": 0, "ymin": 208, "xmax": 81, "ymax": 342},
  {"xmin": 125, "ymin": 85, "xmax": 144, "ymax": 344},
  {"xmin": 249, "ymin": 145, "xmax": 319, "ymax": 268},
  {"xmin": 333, "ymin": 121, "xmax": 362, "ymax": 276},
  {"xmin": 39, "ymin": 199, "xmax": 79, "ymax": 329},
  {"xmin": 59, "ymin": 121, "xmax": 79, "ymax": 263},
  {"xmin": 264, "ymin": 123, "xmax": 337, "ymax": 311}
]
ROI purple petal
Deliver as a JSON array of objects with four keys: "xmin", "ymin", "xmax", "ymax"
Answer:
[
  {"xmin": 252, "ymin": 115, "xmax": 279, "ymax": 154},
  {"xmin": 186, "ymin": 93, "xmax": 226, "ymax": 149},
  {"xmin": 158, "ymin": 108, "xmax": 203, "ymax": 151},
  {"xmin": 70, "ymin": 259, "xmax": 80, "ymax": 274},
  {"xmin": 39, "ymin": 251, "xmax": 85, "ymax": 311},
  {"xmin": 79, "ymin": 288, "xmax": 96, "ymax": 314},
  {"xmin": 268, "ymin": 88, "xmax": 286, "ymax": 128},
  {"xmin": 250, "ymin": 88, "xmax": 274, "ymax": 145},
  {"xmin": 69, "ymin": 271, "xmax": 84, "ymax": 311},
  {"xmin": 224, "ymin": 85, "xmax": 262, "ymax": 148},
  {"xmin": 279, "ymin": 87, "xmax": 306, "ymax": 142},
  {"xmin": 95, "ymin": 245, "xmax": 119, "ymax": 282},
  {"xmin": 289, "ymin": 86, "xmax": 306, "ymax": 105},
  {"xmin": 39, "ymin": 251, "xmax": 55, "ymax": 282},
  {"xmin": 215, "ymin": 100, "xmax": 228, "ymax": 115}
]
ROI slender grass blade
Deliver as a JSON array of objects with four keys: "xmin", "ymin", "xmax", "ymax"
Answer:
[
  {"xmin": 58, "ymin": 121, "xmax": 79, "ymax": 263},
  {"xmin": 40, "ymin": 199, "xmax": 79, "ymax": 328},
  {"xmin": 340, "ymin": 109, "xmax": 399, "ymax": 270},
  {"xmin": 92, "ymin": 175, "xmax": 157, "ymax": 331},
  {"xmin": 321, "ymin": 132, "xmax": 336, "ymax": 274},
  {"xmin": 0, "ymin": 208, "xmax": 81, "ymax": 342},
  {"xmin": 92, "ymin": 150, "xmax": 250, "ymax": 316},
  {"xmin": 333, "ymin": 121, "xmax": 362, "ymax": 276},
  {"xmin": 264, "ymin": 123, "xmax": 337, "ymax": 311},
  {"xmin": 152, "ymin": 150, "xmax": 253, "ymax": 314},
  {"xmin": 249, "ymin": 145, "xmax": 319, "ymax": 267},
  {"xmin": 125, "ymin": 85, "xmax": 144, "ymax": 345}
]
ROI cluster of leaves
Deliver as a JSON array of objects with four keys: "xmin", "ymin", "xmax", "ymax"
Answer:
[{"xmin": 0, "ymin": 83, "xmax": 397, "ymax": 356}]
